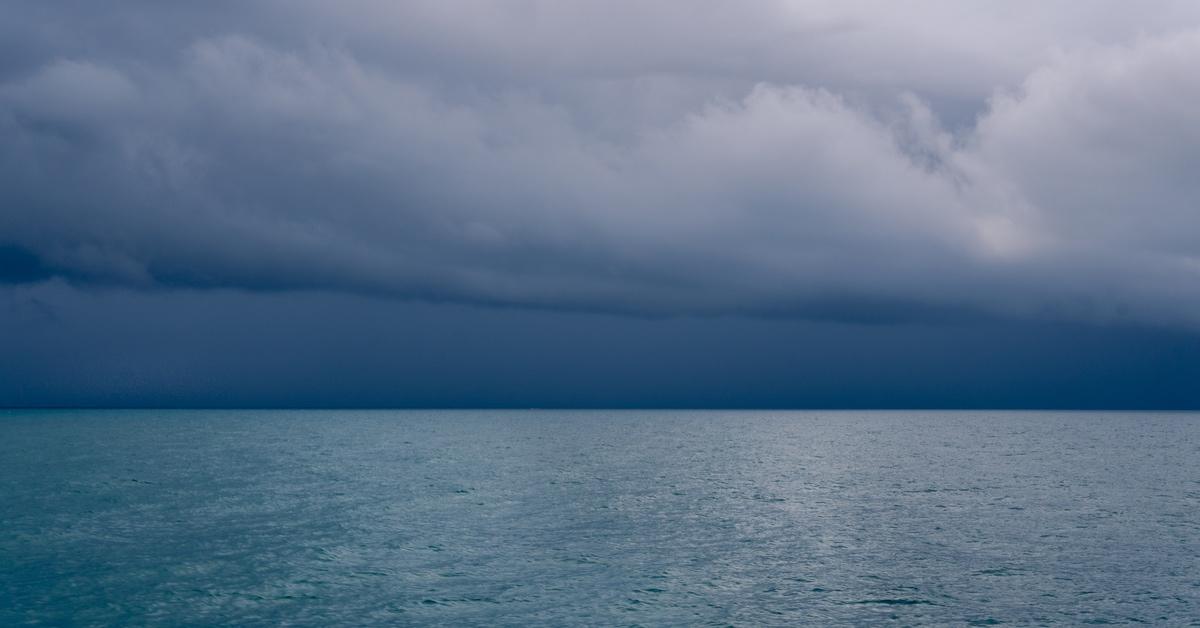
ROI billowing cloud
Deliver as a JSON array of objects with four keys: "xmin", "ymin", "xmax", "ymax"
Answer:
[{"xmin": 2, "ymin": 2, "xmax": 1200, "ymax": 326}]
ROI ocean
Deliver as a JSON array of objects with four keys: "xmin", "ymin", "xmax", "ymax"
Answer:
[{"xmin": 2, "ymin": 410, "xmax": 1198, "ymax": 625}]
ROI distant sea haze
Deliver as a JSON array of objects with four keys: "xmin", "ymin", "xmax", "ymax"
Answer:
[{"xmin": 2, "ymin": 409, "xmax": 1197, "ymax": 625}]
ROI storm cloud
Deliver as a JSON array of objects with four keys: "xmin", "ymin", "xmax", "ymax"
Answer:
[{"xmin": 3, "ymin": 1, "xmax": 1200, "ymax": 327}]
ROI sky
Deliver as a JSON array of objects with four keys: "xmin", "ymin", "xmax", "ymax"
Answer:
[{"xmin": 3, "ymin": 1, "xmax": 1200, "ymax": 408}]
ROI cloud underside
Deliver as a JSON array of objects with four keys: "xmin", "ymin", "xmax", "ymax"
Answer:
[{"xmin": 2, "ymin": 2, "xmax": 1199, "ymax": 326}]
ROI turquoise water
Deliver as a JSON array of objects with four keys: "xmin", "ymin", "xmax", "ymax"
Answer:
[{"xmin": 2, "ymin": 410, "xmax": 1198, "ymax": 626}]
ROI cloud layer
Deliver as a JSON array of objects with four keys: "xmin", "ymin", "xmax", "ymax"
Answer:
[{"xmin": 3, "ymin": 2, "xmax": 1200, "ymax": 326}]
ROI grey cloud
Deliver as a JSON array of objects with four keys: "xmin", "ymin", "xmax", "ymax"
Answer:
[{"xmin": 2, "ymin": 3, "xmax": 1200, "ymax": 326}]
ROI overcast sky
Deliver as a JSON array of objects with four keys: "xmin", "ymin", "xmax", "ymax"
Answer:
[{"xmin": 4, "ymin": 2, "xmax": 1200, "ymax": 407}]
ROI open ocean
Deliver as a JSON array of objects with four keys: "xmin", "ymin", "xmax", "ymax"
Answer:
[{"xmin": 1, "ymin": 409, "xmax": 1198, "ymax": 626}]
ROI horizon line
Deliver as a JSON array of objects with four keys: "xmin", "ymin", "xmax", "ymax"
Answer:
[{"xmin": 5, "ymin": 406, "xmax": 1200, "ymax": 412}]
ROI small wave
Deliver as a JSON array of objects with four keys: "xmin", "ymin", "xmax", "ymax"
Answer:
[{"xmin": 847, "ymin": 598, "xmax": 939, "ymax": 606}]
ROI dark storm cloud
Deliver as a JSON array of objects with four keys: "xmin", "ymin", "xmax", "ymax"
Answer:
[
  {"xmin": 3, "ymin": 2, "xmax": 1200, "ymax": 326},
  {"xmin": 6, "ymin": 281, "xmax": 1200, "ymax": 409},
  {"xmin": 0, "ymin": 245, "xmax": 51, "ymax": 284}
]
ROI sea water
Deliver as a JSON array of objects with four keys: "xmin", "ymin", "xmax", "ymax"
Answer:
[{"xmin": 2, "ymin": 410, "xmax": 1198, "ymax": 625}]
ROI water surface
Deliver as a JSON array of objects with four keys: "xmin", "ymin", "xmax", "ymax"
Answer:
[{"xmin": 2, "ymin": 410, "xmax": 1198, "ymax": 625}]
